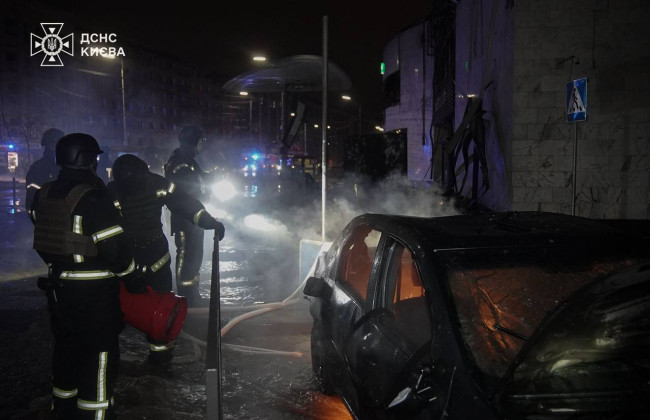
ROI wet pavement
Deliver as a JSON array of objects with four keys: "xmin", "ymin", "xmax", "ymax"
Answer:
[{"xmin": 0, "ymin": 178, "xmax": 352, "ymax": 420}]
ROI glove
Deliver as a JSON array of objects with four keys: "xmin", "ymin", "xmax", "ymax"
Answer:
[
  {"xmin": 199, "ymin": 213, "xmax": 225, "ymax": 241},
  {"xmin": 122, "ymin": 272, "xmax": 148, "ymax": 294}
]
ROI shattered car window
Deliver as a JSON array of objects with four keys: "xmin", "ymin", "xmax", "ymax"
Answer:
[
  {"xmin": 441, "ymin": 248, "xmax": 640, "ymax": 382},
  {"xmin": 337, "ymin": 226, "xmax": 381, "ymax": 302},
  {"xmin": 507, "ymin": 264, "xmax": 650, "ymax": 397}
]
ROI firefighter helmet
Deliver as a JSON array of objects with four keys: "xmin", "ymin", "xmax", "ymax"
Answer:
[
  {"xmin": 41, "ymin": 128, "xmax": 64, "ymax": 148},
  {"xmin": 178, "ymin": 125, "xmax": 205, "ymax": 146},
  {"xmin": 112, "ymin": 154, "xmax": 149, "ymax": 186},
  {"xmin": 55, "ymin": 133, "xmax": 104, "ymax": 168}
]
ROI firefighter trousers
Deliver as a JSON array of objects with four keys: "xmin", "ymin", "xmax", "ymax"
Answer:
[
  {"xmin": 48, "ymin": 282, "xmax": 122, "ymax": 420},
  {"xmin": 130, "ymin": 237, "xmax": 177, "ymax": 361},
  {"xmin": 173, "ymin": 224, "xmax": 204, "ymax": 302}
]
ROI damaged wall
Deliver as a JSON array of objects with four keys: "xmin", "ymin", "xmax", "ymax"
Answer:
[
  {"xmin": 512, "ymin": 0, "xmax": 650, "ymax": 218},
  {"xmin": 384, "ymin": 0, "xmax": 649, "ymax": 219},
  {"xmin": 455, "ymin": 0, "xmax": 514, "ymax": 211}
]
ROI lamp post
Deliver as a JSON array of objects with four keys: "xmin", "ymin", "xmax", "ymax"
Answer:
[
  {"xmin": 240, "ymin": 91, "xmax": 262, "ymax": 143},
  {"xmin": 119, "ymin": 57, "xmax": 127, "ymax": 146},
  {"xmin": 101, "ymin": 53, "xmax": 127, "ymax": 146},
  {"xmin": 341, "ymin": 95, "xmax": 362, "ymax": 137}
]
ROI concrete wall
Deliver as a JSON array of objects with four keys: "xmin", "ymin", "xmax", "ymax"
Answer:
[
  {"xmin": 384, "ymin": 0, "xmax": 650, "ymax": 219},
  {"xmin": 383, "ymin": 22, "xmax": 435, "ymax": 181},
  {"xmin": 512, "ymin": 0, "xmax": 650, "ymax": 218}
]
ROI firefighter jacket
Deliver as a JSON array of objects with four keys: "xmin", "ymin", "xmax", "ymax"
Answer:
[
  {"xmin": 29, "ymin": 168, "xmax": 135, "ymax": 282},
  {"xmin": 25, "ymin": 151, "xmax": 59, "ymax": 210},
  {"xmin": 106, "ymin": 172, "xmax": 210, "ymax": 275},
  {"xmin": 164, "ymin": 148, "xmax": 211, "ymax": 233}
]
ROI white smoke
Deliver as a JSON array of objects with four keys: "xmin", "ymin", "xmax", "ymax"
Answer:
[{"xmin": 285, "ymin": 172, "xmax": 460, "ymax": 241}]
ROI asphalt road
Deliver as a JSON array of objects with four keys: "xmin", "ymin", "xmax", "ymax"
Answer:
[{"xmin": 0, "ymin": 177, "xmax": 351, "ymax": 419}]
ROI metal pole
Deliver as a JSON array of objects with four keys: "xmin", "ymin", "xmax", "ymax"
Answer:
[
  {"xmin": 358, "ymin": 105, "xmax": 362, "ymax": 137},
  {"xmin": 321, "ymin": 16, "xmax": 328, "ymax": 243},
  {"xmin": 571, "ymin": 123, "xmax": 578, "ymax": 216},
  {"xmin": 120, "ymin": 58, "xmax": 127, "ymax": 146},
  {"xmin": 206, "ymin": 233, "xmax": 223, "ymax": 420},
  {"xmin": 12, "ymin": 175, "xmax": 16, "ymax": 209},
  {"xmin": 258, "ymin": 94, "xmax": 262, "ymax": 143},
  {"xmin": 280, "ymin": 90, "xmax": 285, "ymax": 143}
]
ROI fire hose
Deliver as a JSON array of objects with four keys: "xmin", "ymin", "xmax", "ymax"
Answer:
[
  {"xmin": 185, "ymin": 241, "xmax": 325, "ymax": 358},
  {"xmin": 203, "ymin": 234, "xmax": 329, "ymax": 419}
]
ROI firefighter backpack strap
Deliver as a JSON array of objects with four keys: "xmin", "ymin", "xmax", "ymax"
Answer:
[
  {"xmin": 63, "ymin": 184, "xmax": 99, "ymax": 257},
  {"xmin": 37, "ymin": 182, "xmax": 53, "ymax": 205},
  {"xmin": 64, "ymin": 184, "xmax": 96, "ymax": 210}
]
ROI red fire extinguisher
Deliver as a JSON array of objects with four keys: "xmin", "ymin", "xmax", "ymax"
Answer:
[{"xmin": 119, "ymin": 282, "xmax": 188, "ymax": 342}]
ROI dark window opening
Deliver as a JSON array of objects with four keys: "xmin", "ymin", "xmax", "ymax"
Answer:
[{"xmin": 383, "ymin": 71, "xmax": 400, "ymax": 106}]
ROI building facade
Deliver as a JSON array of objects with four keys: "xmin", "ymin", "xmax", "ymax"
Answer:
[
  {"xmin": 384, "ymin": 0, "xmax": 650, "ymax": 219},
  {"xmin": 383, "ymin": 21, "xmax": 435, "ymax": 181}
]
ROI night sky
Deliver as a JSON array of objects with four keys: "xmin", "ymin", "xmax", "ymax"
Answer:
[{"xmin": 42, "ymin": 0, "xmax": 432, "ymax": 116}]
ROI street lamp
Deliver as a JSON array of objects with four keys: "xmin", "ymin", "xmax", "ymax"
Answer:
[
  {"xmin": 341, "ymin": 94, "xmax": 362, "ymax": 136},
  {"xmin": 240, "ymin": 91, "xmax": 255, "ymax": 136},
  {"xmin": 101, "ymin": 53, "xmax": 127, "ymax": 146}
]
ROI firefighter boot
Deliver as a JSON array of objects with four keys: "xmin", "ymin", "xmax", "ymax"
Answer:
[
  {"xmin": 147, "ymin": 338, "xmax": 174, "ymax": 376},
  {"xmin": 147, "ymin": 349, "xmax": 173, "ymax": 377}
]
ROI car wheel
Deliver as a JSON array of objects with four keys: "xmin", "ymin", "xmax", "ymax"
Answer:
[{"xmin": 311, "ymin": 327, "xmax": 335, "ymax": 395}]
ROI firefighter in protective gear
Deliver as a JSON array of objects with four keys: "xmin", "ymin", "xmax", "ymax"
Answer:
[
  {"xmin": 164, "ymin": 126, "xmax": 213, "ymax": 304},
  {"xmin": 108, "ymin": 153, "xmax": 224, "ymax": 367},
  {"xmin": 25, "ymin": 128, "xmax": 65, "ymax": 210},
  {"xmin": 29, "ymin": 133, "xmax": 137, "ymax": 420}
]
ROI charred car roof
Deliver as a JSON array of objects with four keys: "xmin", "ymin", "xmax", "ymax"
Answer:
[{"xmin": 352, "ymin": 211, "xmax": 649, "ymax": 253}]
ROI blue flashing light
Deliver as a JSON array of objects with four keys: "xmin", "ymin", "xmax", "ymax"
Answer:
[
  {"xmin": 251, "ymin": 153, "xmax": 259, "ymax": 161},
  {"xmin": 8, "ymin": 144, "xmax": 15, "ymax": 149}
]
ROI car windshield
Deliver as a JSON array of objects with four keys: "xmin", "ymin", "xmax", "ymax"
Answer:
[
  {"xmin": 501, "ymin": 264, "xmax": 650, "ymax": 405},
  {"xmin": 440, "ymin": 247, "xmax": 641, "ymax": 386}
]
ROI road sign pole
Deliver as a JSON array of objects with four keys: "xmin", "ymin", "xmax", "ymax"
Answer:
[
  {"xmin": 571, "ymin": 123, "xmax": 578, "ymax": 216},
  {"xmin": 12, "ymin": 176, "xmax": 16, "ymax": 207},
  {"xmin": 566, "ymin": 78, "xmax": 587, "ymax": 216}
]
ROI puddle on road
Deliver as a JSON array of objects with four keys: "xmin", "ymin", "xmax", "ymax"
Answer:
[
  {"xmin": 222, "ymin": 351, "xmax": 351, "ymax": 420},
  {"xmin": 170, "ymin": 240, "xmax": 352, "ymax": 419}
]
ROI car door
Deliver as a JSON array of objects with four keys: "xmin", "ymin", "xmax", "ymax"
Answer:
[
  {"xmin": 330, "ymin": 225, "xmax": 383, "ymax": 348},
  {"xmin": 343, "ymin": 238, "xmax": 433, "ymax": 411}
]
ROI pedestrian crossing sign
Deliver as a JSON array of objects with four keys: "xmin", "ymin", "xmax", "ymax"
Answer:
[{"xmin": 566, "ymin": 78, "xmax": 587, "ymax": 123}]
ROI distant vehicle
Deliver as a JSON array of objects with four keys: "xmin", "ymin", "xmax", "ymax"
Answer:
[
  {"xmin": 304, "ymin": 212, "xmax": 650, "ymax": 419},
  {"xmin": 211, "ymin": 152, "xmax": 317, "ymax": 213}
]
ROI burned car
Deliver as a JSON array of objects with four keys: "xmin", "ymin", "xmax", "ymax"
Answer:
[{"xmin": 303, "ymin": 212, "xmax": 650, "ymax": 419}]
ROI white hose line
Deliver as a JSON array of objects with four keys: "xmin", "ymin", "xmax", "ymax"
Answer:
[
  {"xmin": 226, "ymin": 344, "xmax": 303, "ymax": 358},
  {"xmin": 187, "ymin": 301, "xmax": 283, "ymax": 315},
  {"xmin": 178, "ymin": 330, "xmax": 304, "ymax": 358},
  {"xmin": 182, "ymin": 242, "xmax": 330, "ymax": 358},
  {"xmin": 186, "ymin": 276, "xmax": 310, "ymax": 317},
  {"xmin": 220, "ymin": 304, "xmax": 281, "ymax": 336}
]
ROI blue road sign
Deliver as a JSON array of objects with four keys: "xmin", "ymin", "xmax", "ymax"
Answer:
[{"xmin": 566, "ymin": 78, "xmax": 587, "ymax": 123}]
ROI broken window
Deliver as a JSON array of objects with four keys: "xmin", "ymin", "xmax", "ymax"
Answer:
[
  {"xmin": 442, "ymin": 247, "xmax": 641, "ymax": 384},
  {"xmin": 337, "ymin": 226, "xmax": 381, "ymax": 303}
]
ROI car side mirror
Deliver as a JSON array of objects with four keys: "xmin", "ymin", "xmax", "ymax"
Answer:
[{"xmin": 303, "ymin": 276, "xmax": 332, "ymax": 299}]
